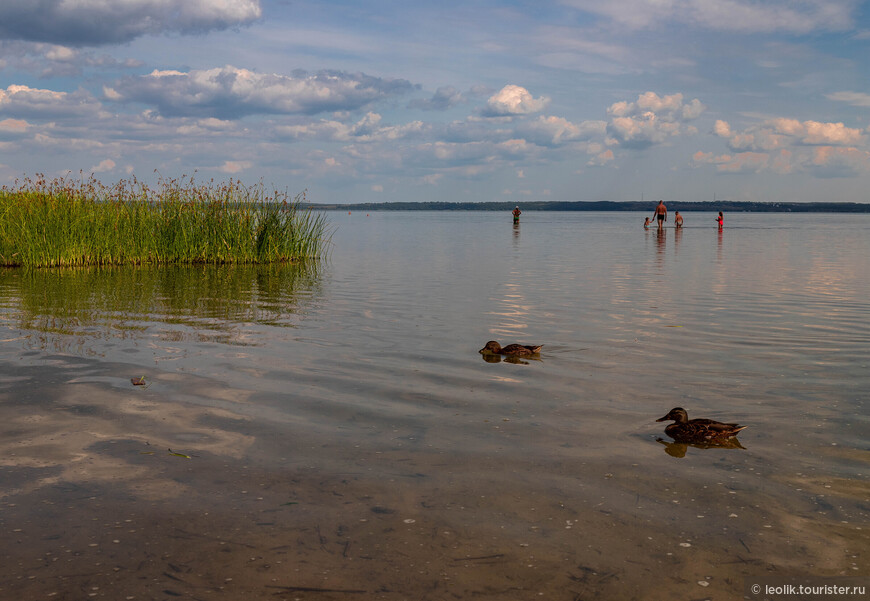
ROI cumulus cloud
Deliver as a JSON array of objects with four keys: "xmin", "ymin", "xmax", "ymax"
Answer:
[
  {"xmin": 807, "ymin": 146, "xmax": 870, "ymax": 178},
  {"xmin": 605, "ymin": 92, "xmax": 703, "ymax": 149},
  {"xmin": 702, "ymin": 117, "xmax": 870, "ymax": 177},
  {"xmin": 713, "ymin": 119, "xmax": 732, "ymax": 138},
  {"xmin": 482, "ymin": 85, "xmax": 550, "ymax": 117},
  {"xmin": 587, "ymin": 148, "xmax": 615, "ymax": 166},
  {"xmin": 90, "ymin": 159, "xmax": 115, "ymax": 173},
  {"xmin": 0, "ymin": 84, "xmax": 103, "ymax": 120},
  {"xmin": 0, "ymin": 118, "xmax": 29, "ymax": 134},
  {"xmin": 276, "ymin": 112, "xmax": 428, "ymax": 143},
  {"xmin": 407, "ymin": 138, "xmax": 542, "ymax": 170},
  {"xmin": 105, "ymin": 66, "xmax": 417, "ymax": 119},
  {"xmin": 0, "ymin": 0, "xmax": 262, "ymax": 46},
  {"xmin": 714, "ymin": 117, "xmax": 864, "ymax": 152},
  {"xmin": 517, "ymin": 116, "xmax": 606, "ymax": 147},
  {"xmin": 693, "ymin": 150, "xmax": 772, "ymax": 174},
  {"xmin": 218, "ymin": 160, "xmax": 252, "ymax": 174},
  {"xmin": 409, "ymin": 86, "xmax": 465, "ymax": 111},
  {"xmin": 559, "ymin": 0, "xmax": 855, "ymax": 34},
  {"xmin": 0, "ymin": 41, "xmax": 145, "ymax": 77}
]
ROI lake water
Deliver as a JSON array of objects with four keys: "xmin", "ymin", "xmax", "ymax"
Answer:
[{"xmin": 0, "ymin": 211, "xmax": 867, "ymax": 600}]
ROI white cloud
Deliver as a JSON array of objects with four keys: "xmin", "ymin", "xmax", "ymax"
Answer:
[
  {"xmin": 219, "ymin": 160, "xmax": 252, "ymax": 174},
  {"xmin": 693, "ymin": 150, "xmax": 770, "ymax": 173},
  {"xmin": 517, "ymin": 116, "xmax": 606, "ymax": 147},
  {"xmin": 587, "ymin": 149, "xmax": 614, "ymax": 166},
  {"xmin": 558, "ymin": 0, "xmax": 855, "ymax": 33},
  {"xmin": 0, "ymin": 84, "xmax": 103, "ymax": 120},
  {"xmin": 807, "ymin": 146, "xmax": 870, "ymax": 178},
  {"xmin": 699, "ymin": 116, "xmax": 870, "ymax": 177},
  {"xmin": 607, "ymin": 113, "xmax": 681, "ymax": 148},
  {"xmin": 90, "ymin": 158, "xmax": 115, "ymax": 173},
  {"xmin": 0, "ymin": 40, "xmax": 146, "ymax": 78},
  {"xmin": 0, "ymin": 0, "xmax": 262, "ymax": 46},
  {"xmin": 713, "ymin": 120, "xmax": 732, "ymax": 138},
  {"xmin": 483, "ymin": 85, "xmax": 550, "ymax": 117},
  {"xmin": 827, "ymin": 91, "xmax": 870, "ymax": 108},
  {"xmin": 276, "ymin": 112, "xmax": 428, "ymax": 143},
  {"xmin": 0, "ymin": 118, "xmax": 29, "ymax": 133},
  {"xmin": 718, "ymin": 117, "xmax": 865, "ymax": 152},
  {"xmin": 608, "ymin": 92, "xmax": 703, "ymax": 121},
  {"xmin": 605, "ymin": 92, "xmax": 703, "ymax": 149},
  {"xmin": 409, "ymin": 86, "xmax": 465, "ymax": 111},
  {"xmin": 108, "ymin": 66, "xmax": 416, "ymax": 119}
]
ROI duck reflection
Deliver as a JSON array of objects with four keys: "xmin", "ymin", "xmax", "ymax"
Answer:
[
  {"xmin": 656, "ymin": 436, "xmax": 746, "ymax": 458},
  {"xmin": 479, "ymin": 353, "xmax": 538, "ymax": 365}
]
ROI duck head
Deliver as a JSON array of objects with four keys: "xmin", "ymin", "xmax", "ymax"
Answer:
[
  {"xmin": 656, "ymin": 407, "xmax": 689, "ymax": 423},
  {"xmin": 479, "ymin": 341, "xmax": 502, "ymax": 354}
]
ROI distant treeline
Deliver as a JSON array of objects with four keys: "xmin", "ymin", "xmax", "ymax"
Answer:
[{"xmin": 308, "ymin": 200, "xmax": 870, "ymax": 213}]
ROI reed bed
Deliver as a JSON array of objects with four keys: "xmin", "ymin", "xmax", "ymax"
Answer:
[{"xmin": 0, "ymin": 174, "xmax": 329, "ymax": 267}]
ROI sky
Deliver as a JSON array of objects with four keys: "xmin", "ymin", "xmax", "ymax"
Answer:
[{"xmin": 1, "ymin": 0, "xmax": 870, "ymax": 204}]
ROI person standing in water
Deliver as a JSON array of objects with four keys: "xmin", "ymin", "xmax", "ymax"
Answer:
[
  {"xmin": 653, "ymin": 200, "xmax": 667, "ymax": 230},
  {"xmin": 716, "ymin": 211, "xmax": 724, "ymax": 229},
  {"xmin": 512, "ymin": 206, "xmax": 522, "ymax": 224},
  {"xmin": 674, "ymin": 211, "xmax": 683, "ymax": 228}
]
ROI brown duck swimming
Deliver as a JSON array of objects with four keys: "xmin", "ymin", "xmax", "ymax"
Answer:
[
  {"xmin": 656, "ymin": 407, "xmax": 747, "ymax": 442},
  {"xmin": 479, "ymin": 340, "xmax": 543, "ymax": 357}
]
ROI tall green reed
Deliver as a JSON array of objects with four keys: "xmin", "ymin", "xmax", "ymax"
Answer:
[{"xmin": 0, "ymin": 173, "xmax": 329, "ymax": 267}]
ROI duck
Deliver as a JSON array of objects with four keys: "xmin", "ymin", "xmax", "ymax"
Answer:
[
  {"xmin": 656, "ymin": 407, "xmax": 747, "ymax": 442},
  {"xmin": 479, "ymin": 340, "xmax": 543, "ymax": 356}
]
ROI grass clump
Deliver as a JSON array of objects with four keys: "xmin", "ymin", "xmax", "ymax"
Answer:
[{"xmin": 0, "ymin": 174, "xmax": 329, "ymax": 267}]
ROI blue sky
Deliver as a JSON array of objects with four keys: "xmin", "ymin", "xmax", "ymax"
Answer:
[{"xmin": 1, "ymin": 0, "xmax": 869, "ymax": 203}]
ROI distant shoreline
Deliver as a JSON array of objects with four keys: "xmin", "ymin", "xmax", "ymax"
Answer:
[{"xmin": 307, "ymin": 200, "xmax": 870, "ymax": 213}]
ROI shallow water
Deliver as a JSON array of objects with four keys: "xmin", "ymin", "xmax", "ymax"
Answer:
[{"xmin": 0, "ymin": 211, "xmax": 867, "ymax": 600}]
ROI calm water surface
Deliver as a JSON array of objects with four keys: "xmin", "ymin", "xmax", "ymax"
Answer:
[{"xmin": 0, "ymin": 211, "xmax": 867, "ymax": 600}]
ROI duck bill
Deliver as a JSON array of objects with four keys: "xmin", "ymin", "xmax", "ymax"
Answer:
[{"xmin": 655, "ymin": 415, "xmax": 669, "ymax": 422}]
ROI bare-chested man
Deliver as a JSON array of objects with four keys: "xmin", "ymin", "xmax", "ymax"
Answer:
[{"xmin": 653, "ymin": 200, "xmax": 667, "ymax": 230}]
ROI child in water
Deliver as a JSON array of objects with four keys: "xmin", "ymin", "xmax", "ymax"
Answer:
[
  {"xmin": 644, "ymin": 217, "xmax": 651, "ymax": 229},
  {"xmin": 716, "ymin": 211, "xmax": 724, "ymax": 228}
]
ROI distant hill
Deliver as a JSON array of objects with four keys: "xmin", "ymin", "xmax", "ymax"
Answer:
[{"xmin": 306, "ymin": 200, "xmax": 870, "ymax": 213}]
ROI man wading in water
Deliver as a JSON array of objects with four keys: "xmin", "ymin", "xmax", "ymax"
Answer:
[
  {"xmin": 653, "ymin": 200, "xmax": 667, "ymax": 230},
  {"xmin": 512, "ymin": 206, "xmax": 522, "ymax": 224}
]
